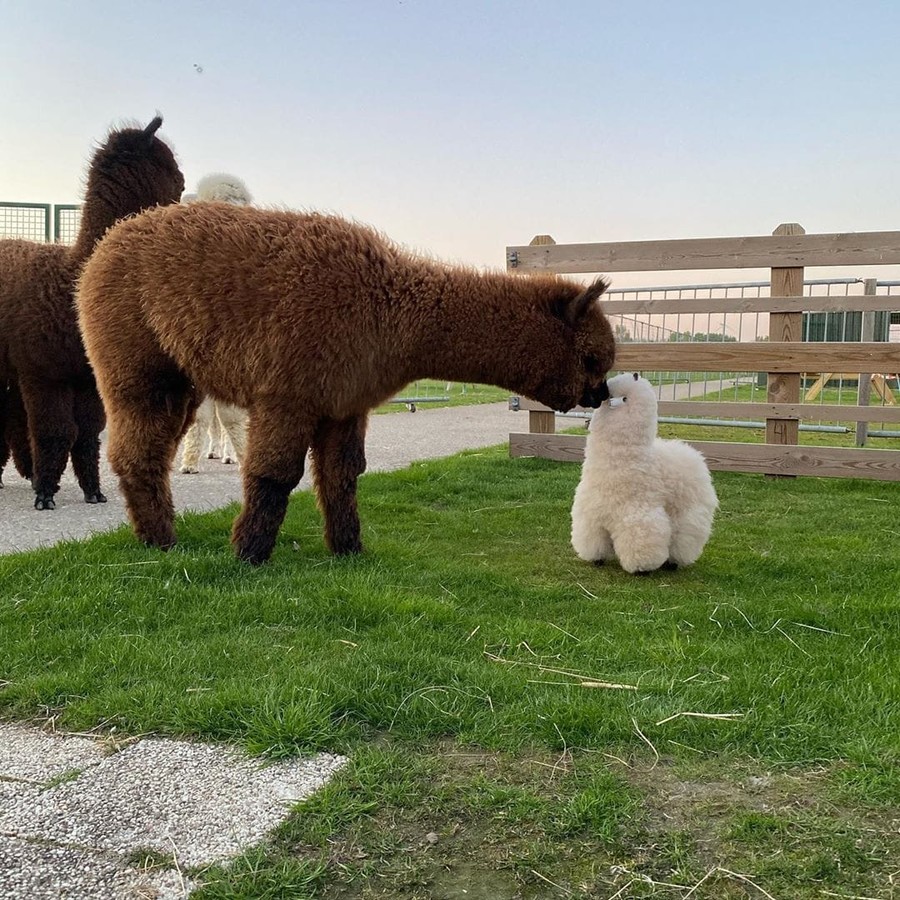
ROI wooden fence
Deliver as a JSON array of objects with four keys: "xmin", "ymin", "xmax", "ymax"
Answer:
[{"xmin": 507, "ymin": 224, "xmax": 900, "ymax": 481}]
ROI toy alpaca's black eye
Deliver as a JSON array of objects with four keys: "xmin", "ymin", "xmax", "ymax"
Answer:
[{"xmin": 622, "ymin": 397, "xmax": 627, "ymax": 402}]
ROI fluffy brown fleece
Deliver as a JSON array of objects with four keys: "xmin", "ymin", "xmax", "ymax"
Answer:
[
  {"xmin": 76, "ymin": 203, "xmax": 616, "ymax": 563},
  {"xmin": 0, "ymin": 117, "xmax": 184, "ymax": 508}
]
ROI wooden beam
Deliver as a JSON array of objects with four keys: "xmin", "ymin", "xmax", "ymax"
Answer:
[
  {"xmin": 524, "ymin": 235, "xmax": 557, "ymax": 436},
  {"xmin": 767, "ymin": 224, "xmax": 804, "ymax": 452},
  {"xmin": 508, "ymin": 433, "xmax": 900, "ymax": 480},
  {"xmin": 507, "ymin": 230, "xmax": 900, "ymax": 274},
  {"xmin": 857, "ymin": 279, "xmax": 878, "ymax": 446},
  {"xmin": 512, "ymin": 396, "xmax": 900, "ymax": 424},
  {"xmin": 601, "ymin": 293, "xmax": 900, "ymax": 316},
  {"xmin": 611, "ymin": 342, "xmax": 900, "ymax": 373}
]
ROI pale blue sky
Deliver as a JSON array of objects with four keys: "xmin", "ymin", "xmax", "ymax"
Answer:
[{"xmin": 2, "ymin": 0, "xmax": 899, "ymax": 272}]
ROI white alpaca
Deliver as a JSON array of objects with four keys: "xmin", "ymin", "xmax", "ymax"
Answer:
[
  {"xmin": 571, "ymin": 373, "xmax": 718, "ymax": 573},
  {"xmin": 179, "ymin": 173, "xmax": 252, "ymax": 475}
]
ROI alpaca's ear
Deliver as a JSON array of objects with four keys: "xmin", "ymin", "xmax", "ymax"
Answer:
[
  {"xmin": 556, "ymin": 277, "xmax": 610, "ymax": 327},
  {"xmin": 142, "ymin": 116, "xmax": 163, "ymax": 142}
]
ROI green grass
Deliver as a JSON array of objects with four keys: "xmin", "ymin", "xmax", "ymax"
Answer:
[
  {"xmin": 2, "ymin": 447, "xmax": 899, "ymax": 896},
  {"xmin": 376, "ymin": 380, "xmax": 509, "ymax": 413}
]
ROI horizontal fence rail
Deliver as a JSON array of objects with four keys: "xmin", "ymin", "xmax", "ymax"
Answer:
[
  {"xmin": 513, "ymin": 396, "xmax": 900, "ymax": 426},
  {"xmin": 508, "ymin": 230, "xmax": 900, "ymax": 274},
  {"xmin": 506, "ymin": 225, "xmax": 900, "ymax": 481},
  {"xmin": 508, "ymin": 434, "xmax": 900, "ymax": 480},
  {"xmin": 601, "ymin": 293, "xmax": 900, "ymax": 316},
  {"xmin": 612, "ymin": 341, "xmax": 899, "ymax": 373}
]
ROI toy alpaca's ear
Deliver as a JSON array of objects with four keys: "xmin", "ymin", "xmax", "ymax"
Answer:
[
  {"xmin": 556, "ymin": 277, "xmax": 610, "ymax": 327},
  {"xmin": 633, "ymin": 372, "xmax": 639, "ymax": 380}
]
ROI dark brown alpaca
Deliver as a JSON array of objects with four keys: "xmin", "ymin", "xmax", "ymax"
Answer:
[
  {"xmin": 0, "ymin": 117, "xmax": 184, "ymax": 508},
  {"xmin": 76, "ymin": 204, "xmax": 616, "ymax": 564}
]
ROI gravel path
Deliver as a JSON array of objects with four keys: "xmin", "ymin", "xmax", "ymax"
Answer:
[{"xmin": 0, "ymin": 402, "xmax": 525, "ymax": 555}]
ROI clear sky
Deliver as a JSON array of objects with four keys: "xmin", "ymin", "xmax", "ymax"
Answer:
[{"xmin": 3, "ymin": 0, "xmax": 900, "ymax": 277}]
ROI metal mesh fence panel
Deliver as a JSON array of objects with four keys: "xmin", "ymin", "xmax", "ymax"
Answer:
[
  {"xmin": 0, "ymin": 203, "xmax": 51, "ymax": 242},
  {"xmin": 53, "ymin": 205, "xmax": 82, "ymax": 245},
  {"xmin": 599, "ymin": 278, "xmax": 900, "ymax": 440}
]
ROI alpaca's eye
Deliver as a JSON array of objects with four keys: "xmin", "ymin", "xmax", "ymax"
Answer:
[{"xmin": 622, "ymin": 397, "xmax": 627, "ymax": 402}]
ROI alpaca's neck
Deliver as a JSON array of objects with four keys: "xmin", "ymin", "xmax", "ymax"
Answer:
[
  {"xmin": 68, "ymin": 193, "xmax": 127, "ymax": 270},
  {"xmin": 391, "ymin": 265, "xmax": 537, "ymax": 390}
]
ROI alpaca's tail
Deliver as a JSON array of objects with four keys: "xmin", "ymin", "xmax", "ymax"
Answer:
[{"xmin": 191, "ymin": 173, "xmax": 253, "ymax": 206}]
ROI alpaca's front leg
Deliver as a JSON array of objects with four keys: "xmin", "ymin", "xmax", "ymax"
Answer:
[
  {"xmin": 311, "ymin": 415, "xmax": 368, "ymax": 555},
  {"xmin": 71, "ymin": 383, "xmax": 107, "ymax": 503},
  {"xmin": 231, "ymin": 407, "xmax": 311, "ymax": 564},
  {"xmin": 570, "ymin": 483, "xmax": 615, "ymax": 564}
]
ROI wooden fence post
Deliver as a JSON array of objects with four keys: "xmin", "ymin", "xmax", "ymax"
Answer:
[
  {"xmin": 856, "ymin": 278, "xmax": 878, "ymax": 447},
  {"xmin": 523, "ymin": 235, "xmax": 557, "ymax": 435},
  {"xmin": 766, "ymin": 223, "xmax": 804, "ymax": 474}
]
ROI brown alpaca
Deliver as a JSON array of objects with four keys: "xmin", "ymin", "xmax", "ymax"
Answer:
[
  {"xmin": 0, "ymin": 117, "xmax": 184, "ymax": 508},
  {"xmin": 76, "ymin": 204, "xmax": 616, "ymax": 564}
]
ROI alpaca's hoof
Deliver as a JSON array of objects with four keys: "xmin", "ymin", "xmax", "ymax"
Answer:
[
  {"xmin": 138, "ymin": 531, "xmax": 177, "ymax": 551},
  {"xmin": 84, "ymin": 491, "xmax": 107, "ymax": 504},
  {"xmin": 34, "ymin": 494, "xmax": 56, "ymax": 511},
  {"xmin": 180, "ymin": 465, "xmax": 199, "ymax": 474},
  {"xmin": 222, "ymin": 456, "xmax": 234, "ymax": 465},
  {"xmin": 328, "ymin": 533, "xmax": 364, "ymax": 556},
  {"xmin": 207, "ymin": 451, "xmax": 220, "ymax": 459},
  {"xmin": 235, "ymin": 542, "xmax": 274, "ymax": 566},
  {"xmin": 662, "ymin": 560, "xmax": 679, "ymax": 571},
  {"xmin": 592, "ymin": 559, "xmax": 605, "ymax": 567}
]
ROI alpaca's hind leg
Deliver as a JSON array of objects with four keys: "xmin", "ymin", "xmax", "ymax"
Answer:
[
  {"xmin": 179, "ymin": 396, "xmax": 213, "ymax": 474},
  {"xmin": 205, "ymin": 398, "xmax": 221, "ymax": 459},
  {"xmin": 106, "ymin": 369, "xmax": 194, "ymax": 548},
  {"xmin": 667, "ymin": 507, "xmax": 714, "ymax": 568},
  {"xmin": 215, "ymin": 403, "xmax": 247, "ymax": 465},
  {"xmin": 6, "ymin": 382, "xmax": 34, "ymax": 481},
  {"xmin": 310, "ymin": 415, "xmax": 368, "ymax": 555},
  {"xmin": 231, "ymin": 407, "xmax": 311, "ymax": 564},
  {"xmin": 70, "ymin": 382, "xmax": 107, "ymax": 504},
  {"xmin": 19, "ymin": 378, "xmax": 76, "ymax": 510}
]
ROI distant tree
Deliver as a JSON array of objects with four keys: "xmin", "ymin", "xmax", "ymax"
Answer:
[
  {"xmin": 668, "ymin": 330, "xmax": 736, "ymax": 343},
  {"xmin": 614, "ymin": 323, "xmax": 633, "ymax": 342}
]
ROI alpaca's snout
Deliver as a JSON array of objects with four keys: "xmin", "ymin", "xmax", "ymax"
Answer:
[{"xmin": 580, "ymin": 380, "xmax": 610, "ymax": 408}]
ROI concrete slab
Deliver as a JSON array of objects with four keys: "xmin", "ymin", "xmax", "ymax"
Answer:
[
  {"xmin": 0, "ymin": 722, "xmax": 106, "ymax": 783},
  {"xmin": 0, "ymin": 836, "xmax": 192, "ymax": 899},
  {"xmin": 1, "ymin": 735, "xmax": 345, "ymax": 867},
  {"xmin": 0, "ymin": 779, "xmax": 38, "ymax": 804}
]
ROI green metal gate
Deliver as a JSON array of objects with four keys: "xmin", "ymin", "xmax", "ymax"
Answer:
[{"xmin": 0, "ymin": 202, "xmax": 81, "ymax": 244}]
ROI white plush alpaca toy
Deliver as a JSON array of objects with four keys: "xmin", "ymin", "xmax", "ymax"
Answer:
[
  {"xmin": 571, "ymin": 373, "xmax": 718, "ymax": 573},
  {"xmin": 179, "ymin": 174, "xmax": 252, "ymax": 475}
]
